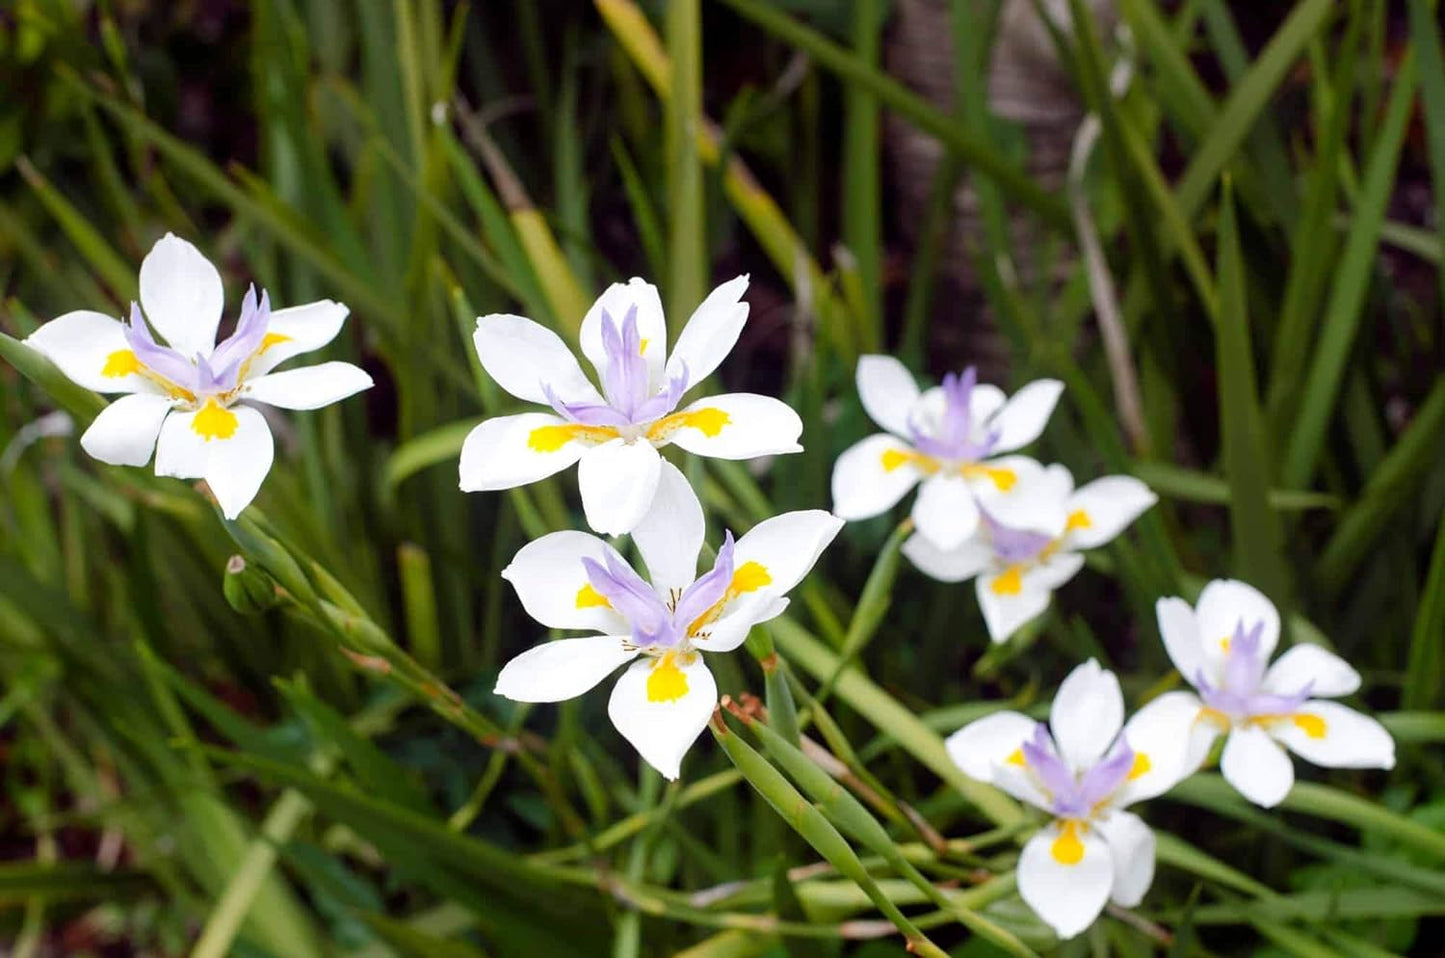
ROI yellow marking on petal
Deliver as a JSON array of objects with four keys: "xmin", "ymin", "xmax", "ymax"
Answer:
[
  {"xmin": 687, "ymin": 562, "xmax": 774, "ymax": 635},
  {"xmin": 259, "ymin": 332, "xmax": 293, "ymax": 353},
  {"xmin": 102, "ymin": 349, "xmax": 142, "ymax": 378},
  {"xmin": 646, "ymin": 652, "xmax": 689, "ymax": 703},
  {"xmin": 192, "ymin": 400, "xmax": 239, "ymax": 442},
  {"xmin": 879, "ymin": 448, "xmax": 940, "ymax": 474},
  {"xmin": 575, "ymin": 583, "xmax": 611, "ymax": 609},
  {"xmin": 1065, "ymin": 509, "xmax": 1092, "ymax": 532},
  {"xmin": 990, "ymin": 565, "xmax": 1024, "ymax": 596},
  {"xmin": 730, "ymin": 561, "xmax": 772, "ymax": 596},
  {"xmin": 639, "ymin": 337, "xmax": 649, "ymax": 354},
  {"xmin": 1197, "ymin": 706, "xmax": 1231, "ymax": 730},
  {"xmin": 1128, "ymin": 752, "xmax": 1151, "ymax": 780},
  {"xmin": 1005, "ymin": 747, "xmax": 1026, "ymax": 767},
  {"xmin": 646, "ymin": 407, "xmax": 732, "ymax": 443},
  {"xmin": 961, "ymin": 463, "xmax": 1017, "ymax": 491},
  {"xmin": 1293, "ymin": 713, "xmax": 1327, "ymax": 739},
  {"xmin": 881, "ymin": 448, "xmax": 911, "ymax": 471},
  {"xmin": 1050, "ymin": 820, "xmax": 1086, "ymax": 866},
  {"xmin": 527, "ymin": 423, "xmax": 618, "ymax": 452},
  {"xmin": 1219, "ymin": 635, "xmax": 1231, "ymax": 653}
]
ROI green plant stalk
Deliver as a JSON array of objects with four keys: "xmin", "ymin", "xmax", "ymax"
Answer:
[
  {"xmin": 740, "ymin": 713, "xmax": 1040, "ymax": 958},
  {"xmin": 1214, "ymin": 182, "xmax": 1288, "ymax": 603},
  {"xmin": 595, "ymin": 0, "xmax": 855, "ymax": 360},
  {"xmin": 1281, "ymin": 48, "xmax": 1418, "ymax": 489},
  {"xmin": 715, "ymin": 0, "xmax": 1070, "ymax": 229},
  {"xmin": 841, "ymin": 0, "xmax": 882, "ymax": 352},
  {"xmin": 14, "ymin": 157, "xmax": 137, "ymax": 303},
  {"xmin": 1315, "ymin": 378, "xmax": 1445, "ymax": 591},
  {"xmin": 1266, "ymin": 0, "xmax": 1363, "ymax": 434},
  {"xmin": 1404, "ymin": 510, "xmax": 1445, "ymax": 710},
  {"xmin": 665, "ymin": 0, "xmax": 706, "ymax": 329},
  {"xmin": 712, "ymin": 717, "xmax": 951, "ymax": 957},
  {"xmin": 190, "ymin": 788, "xmax": 318, "ymax": 958},
  {"xmin": 1175, "ymin": 0, "xmax": 1335, "ymax": 218},
  {"xmin": 769, "ymin": 616, "xmax": 1023, "ymax": 828},
  {"xmin": 819, "ymin": 518, "xmax": 910, "ymax": 700},
  {"xmin": 397, "ymin": 543, "xmax": 443, "ymax": 670},
  {"xmin": 1170, "ymin": 775, "xmax": 1445, "ymax": 861}
]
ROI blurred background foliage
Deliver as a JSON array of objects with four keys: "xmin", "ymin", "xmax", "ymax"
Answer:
[{"xmin": 0, "ymin": 0, "xmax": 1443, "ymax": 955}]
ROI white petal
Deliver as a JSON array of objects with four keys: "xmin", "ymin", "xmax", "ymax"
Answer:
[
  {"xmin": 1220, "ymin": 725, "xmax": 1295, "ymax": 808},
  {"xmin": 900, "ymin": 532, "xmax": 993, "ymax": 583},
  {"xmin": 855, "ymin": 355, "xmax": 920, "ymax": 437},
  {"xmin": 138, "ymin": 233, "xmax": 224, "ymax": 359},
  {"xmin": 1197, "ymin": 579, "xmax": 1280, "ymax": 664},
  {"xmin": 694, "ymin": 594, "xmax": 788, "ymax": 652},
  {"xmin": 656, "ymin": 393, "xmax": 802, "ymax": 460},
  {"xmin": 473, "ymin": 313, "xmax": 603, "ymax": 406},
  {"xmin": 976, "ymin": 568, "xmax": 1053, "ymax": 643},
  {"xmin": 1269, "ymin": 701, "xmax": 1395, "ymax": 771},
  {"xmin": 631, "ymin": 459, "xmax": 704, "ymax": 599},
  {"xmin": 731, "ymin": 510, "xmax": 844, "ymax": 597},
  {"xmin": 831, "ymin": 433, "xmax": 924, "ymax": 521},
  {"xmin": 79, "ymin": 394, "xmax": 174, "ymax": 467},
  {"xmin": 247, "ymin": 300, "xmax": 349, "ymax": 377},
  {"xmin": 665, "ymin": 275, "xmax": 749, "ymax": 387},
  {"xmin": 1095, "ymin": 810, "xmax": 1156, "ymax": 908},
  {"xmin": 970, "ymin": 383, "xmax": 1007, "ymax": 425},
  {"xmin": 578, "ymin": 439, "xmax": 662, "ymax": 536},
  {"xmin": 26, "ymin": 311, "xmax": 152, "ymax": 394},
  {"xmin": 1156, "ymin": 596, "xmax": 1208, "ymax": 686},
  {"xmin": 1050, "ymin": 660, "xmax": 1124, "ymax": 772},
  {"xmin": 1116, "ymin": 691, "xmax": 1214, "ymax": 805},
  {"xmin": 458, "ymin": 413, "xmax": 598, "ymax": 492},
  {"xmin": 1063, "ymin": 476, "xmax": 1157, "ymax": 550},
  {"xmin": 1262, "ymin": 645, "xmax": 1361, "ymax": 699},
  {"xmin": 971, "ymin": 455, "xmax": 1066, "ymax": 535},
  {"xmin": 244, "ymin": 362, "xmax": 372, "ymax": 410},
  {"xmin": 501, "ymin": 531, "xmax": 632, "ymax": 633},
  {"xmin": 154, "ymin": 408, "xmax": 210, "ymax": 480},
  {"xmin": 1018, "ymin": 821, "xmax": 1113, "ymax": 940},
  {"xmin": 911, "ymin": 475, "xmax": 980, "ymax": 550},
  {"xmin": 580, "ymin": 278, "xmax": 666, "ymax": 388},
  {"xmin": 1032, "ymin": 551, "xmax": 1086, "ymax": 591},
  {"xmin": 494, "ymin": 636, "xmax": 638, "ymax": 703},
  {"xmin": 608, "ymin": 654, "xmax": 717, "ymax": 780},
  {"xmin": 944, "ymin": 710, "xmax": 1037, "ymax": 782},
  {"xmin": 200, "ymin": 406, "xmax": 275, "ymax": 520},
  {"xmin": 988, "ymin": 378, "xmax": 1063, "ymax": 453}
]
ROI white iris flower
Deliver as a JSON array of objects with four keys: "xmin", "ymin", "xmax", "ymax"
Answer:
[
  {"xmin": 904, "ymin": 464, "xmax": 1157, "ymax": 641},
  {"xmin": 832, "ymin": 355, "xmax": 1065, "ymax": 550},
  {"xmin": 1139, "ymin": 579, "xmax": 1396, "ymax": 808},
  {"xmin": 25, "ymin": 234, "xmax": 371, "ymax": 519},
  {"xmin": 494, "ymin": 462, "xmax": 841, "ymax": 779},
  {"xmin": 459, "ymin": 276, "xmax": 803, "ymax": 536},
  {"xmin": 948, "ymin": 660, "xmax": 1192, "ymax": 939}
]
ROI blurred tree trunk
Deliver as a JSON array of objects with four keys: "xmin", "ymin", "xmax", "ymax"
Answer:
[{"xmin": 885, "ymin": 0, "xmax": 1114, "ymax": 376}]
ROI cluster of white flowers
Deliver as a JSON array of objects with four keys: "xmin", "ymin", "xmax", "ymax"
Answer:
[
  {"xmin": 833, "ymin": 355, "xmax": 1157, "ymax": 642},
  {"xmin": 23, "ymin": 250, "xmax": 1396, "ymax": 943}
]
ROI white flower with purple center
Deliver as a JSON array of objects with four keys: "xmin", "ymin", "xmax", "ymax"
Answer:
[
  {"xmin": 494, "ymin": 462, "xmax": 841, "ymax": 779},
  {"xmin": 1139, "ymin": 580, "xmax": 1395, "ymax": 808},
  {"xmin": 903, "ymin": 465, "xmax": 1157, "ymax": 641},
  {"xmin": 25, "ymin": 234, "xmax": 371, "ymax": 518},
  {"xmin": 459, "ymin": 277, "xmax": 803, "ymax": 536},
  {"xmin": 948, "ymin": 660, "xmax": 1192, "ymax": 939},
  {"xmin": 831, "ymin": 355, "xmax": 1066, "ymax": 550}
]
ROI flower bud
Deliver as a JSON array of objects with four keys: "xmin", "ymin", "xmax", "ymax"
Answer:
[{"xmin": 223, "ymin": 555, "xmax": 280, "ymax": 615}]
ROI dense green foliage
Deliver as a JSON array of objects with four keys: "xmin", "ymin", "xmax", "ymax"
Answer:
[{"xmin": 1, "ymin": 1, "xmax": 1443, "ymax": 955}]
